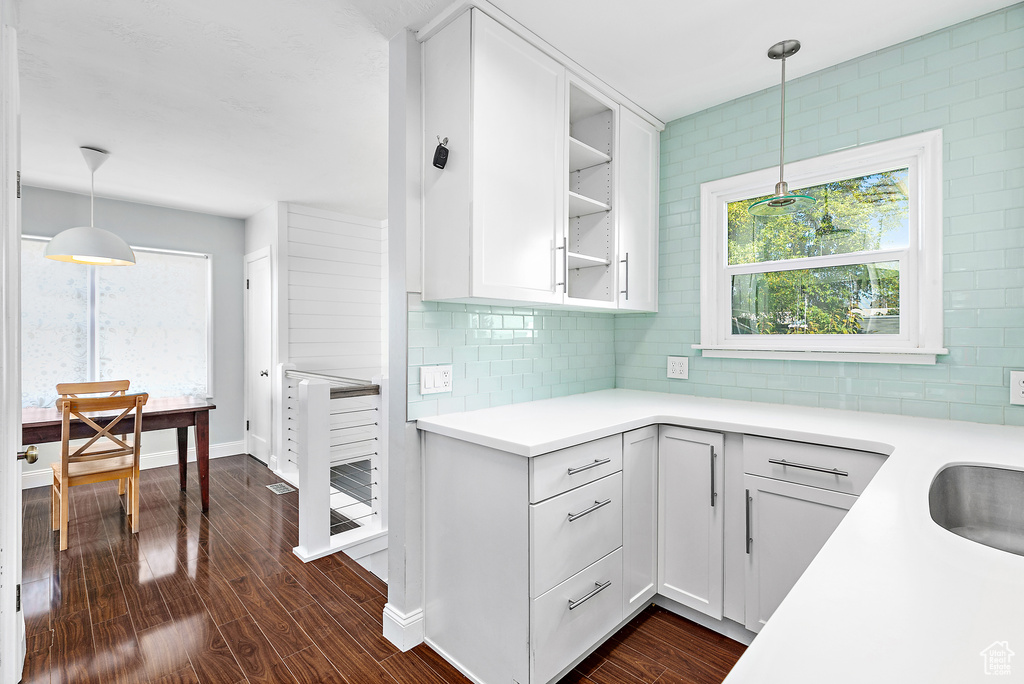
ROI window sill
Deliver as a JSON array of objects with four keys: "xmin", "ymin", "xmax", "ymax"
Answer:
[{"xmin": 693, "ymin": 346, "xmax": 948, "ymax": 365}]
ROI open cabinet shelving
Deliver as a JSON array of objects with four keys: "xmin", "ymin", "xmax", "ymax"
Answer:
[{"xmin": 566, "ymin": 79, "xmax": 616, "ymax": 306}]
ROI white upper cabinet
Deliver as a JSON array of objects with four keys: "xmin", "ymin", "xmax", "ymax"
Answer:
[
  {"xmin": 423, "ymin": 10, "xmax": 564, "ymax": 305},
  {"xmin": 421, "ymin": 8, "xmax": 661, "ymax": 311},
  {"xmin": 617, "ymin": 108, "xmax": 660, "ymax": 312}
]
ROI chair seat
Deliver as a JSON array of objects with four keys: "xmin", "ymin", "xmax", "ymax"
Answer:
[{"xmin": 52, "ymin": 455, "xmax": 135, "ymax": 480}]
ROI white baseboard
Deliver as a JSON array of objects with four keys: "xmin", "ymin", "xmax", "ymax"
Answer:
[
  {"xmin": 21, "ymin": 440, "xmax": 246, "ymax": 490},
  {"xmin": 382, "ymin": 603, "xmax": 424, "ymax": 652}
]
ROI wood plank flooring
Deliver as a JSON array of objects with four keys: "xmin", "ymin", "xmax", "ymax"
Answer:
[{"xmin": 21, "ymin": 454, "xmax": 745, "ymax": 683}]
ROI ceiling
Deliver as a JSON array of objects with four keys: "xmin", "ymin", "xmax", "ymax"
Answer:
[{"xmin": 17, "ymin": 0, "xmax": 1015, "ymax": 221}]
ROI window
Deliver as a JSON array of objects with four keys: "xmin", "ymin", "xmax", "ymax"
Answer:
[
  {"xmin": 22, "ymin": 237, "xmax": 212, "ymax": 407},
  {"xmin": 698, "ymin": 130, "xmax": 944, "ymax": 364}
]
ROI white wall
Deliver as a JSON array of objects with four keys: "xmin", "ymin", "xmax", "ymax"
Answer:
[
  {"xmin": 20, "ymin": 186, "xmax": 246, "ymax": 487},
  {"xmin": 286, "ymin": 204, "xmax": 385, "ymax": 379}
]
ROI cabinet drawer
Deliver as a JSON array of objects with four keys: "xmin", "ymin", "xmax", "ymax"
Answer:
[
  {"xmin": 530, "ymin": 435, "xmax": 622, "ymax": 503},
  {"xmin": 532, "ymin": 548, "xmax": 622, "ymax": 684},
  {"xmin": 743, "ymin": 435, "xmax": 886, "ymax": 496},
  {"xmin": 531, "ymin": 472, "xmax": 622, "ymax": 597}
]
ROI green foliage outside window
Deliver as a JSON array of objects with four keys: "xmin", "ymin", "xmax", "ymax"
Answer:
[{"xmin": 727, "ymin": 169, "xmax": 908, "ymax": 336}]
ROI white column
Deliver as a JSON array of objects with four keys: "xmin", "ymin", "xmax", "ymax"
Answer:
[
  {"xmin": 293, "ymin": 378, "xmax": 331, "ymax": 560},
  {"xmin": 383, "ymin": 27, "xmax": 425, "ymax": 651}
]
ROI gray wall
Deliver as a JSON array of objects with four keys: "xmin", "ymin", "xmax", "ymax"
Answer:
[{"xmin": 21, "ymin": 186, "xmax": 245, "ymax": 460}]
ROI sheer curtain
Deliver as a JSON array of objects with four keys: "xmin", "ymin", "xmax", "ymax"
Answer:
[
  {"xmin": 21, "ymin": 237, "xmax": 211, "ymax": 407},
  {"xmin": 21, "ymin": 238, "xmax": 89, "ymax": 407}
]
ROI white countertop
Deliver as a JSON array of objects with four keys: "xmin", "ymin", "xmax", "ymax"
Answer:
[{"xmin": 417, "ymin": 389, "xmax": 1024, "ymax": 683}]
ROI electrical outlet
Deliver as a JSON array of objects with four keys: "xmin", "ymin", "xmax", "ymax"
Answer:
[
  {"xmin": 1011, "ymin": 370, "xmax": 1024, "ymax": 406},
  {"xmin": 667, "ymin": 356, "xmax": 689, "ymax": 379},
  {"xmin": 420, "ymin": 365, "xmax": 453, "ymax": 395}
]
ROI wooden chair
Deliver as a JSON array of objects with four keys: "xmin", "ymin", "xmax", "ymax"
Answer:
[
  {"xmin": 56, "ymin": 380, "xmax": 132, "ymax": 496},
  {"xmin": 51, "ymin": 384, "xmax": 149, "ymax": 551}
]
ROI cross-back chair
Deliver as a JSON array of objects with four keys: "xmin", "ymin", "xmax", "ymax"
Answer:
[
  {"xmin": 55, "ymin": 380, "xmax": 132, "ymax": 494},
  {"xmin": 51, "ymin": 381, "xmax": 149, "ymax": 550}
]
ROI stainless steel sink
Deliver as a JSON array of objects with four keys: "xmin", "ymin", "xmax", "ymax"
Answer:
[{"xmin": 929, "ymin": 465, "xmax": 1024, "ymax": 557}]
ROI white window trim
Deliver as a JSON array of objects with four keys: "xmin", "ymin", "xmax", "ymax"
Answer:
[{"xmin": 697, "ymin": 129, "xmax": 945, "ymax": 365}]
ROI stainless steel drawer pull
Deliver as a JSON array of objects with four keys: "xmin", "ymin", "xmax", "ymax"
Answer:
[
  {"xmin": 768, "ymin": 458, "xmax": 849, "ymax": 477},
  {"xmin": 567, "ymin": 498, "xmax": 612, "ymax": 522},
  {"xmin": 745, "ymin": 489, "xmax": 752, "ymax": 555},
  {"xmin": 567, "ymin": 458, "xmax": 611, "ymax": 475},
  {"xmin": 709, "ymin": 447, "xmax": 717, "ymax": 508},
  {"xmin": 568, "ymin": 580, "xmax": 612, "ymax": 610}
]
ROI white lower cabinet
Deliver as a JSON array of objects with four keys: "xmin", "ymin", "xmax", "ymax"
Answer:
[
  {"xmin": 741, "ymin": 435, "xmax": 884, "ymax": 633},
  {"xmin": 423, "ymin": 433, "xmax": 625, "ymax": 684},
  {"xmin": 658, "ymin": 426, "xmax": 726, "ymax": 619},
  {"xmin": 532, "ymin": 549, "xmax": 623, "ymax": 684},
  {"xmin": 622, "ymin": 426, "xmax": 658, "ymax": 615},
  {"xmin": 422, "ymin": 423, "xmax": 886, "ymax": 682},
  {"xmin": 743, "ymin": 475, "xmax": 856, "ymax": 632}
]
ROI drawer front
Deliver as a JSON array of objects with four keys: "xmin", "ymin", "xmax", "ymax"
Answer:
[
  {"xmin": 530, "ymin": 435, "xmax": 622, "ymax": 503},
  {"xmin": 531, "ymin": 472, "xmax": 622, "ymax": 597},
  {"xmin": 743, "ymin": 435, "xmax": 886, "ymax": 496},
  {"xmin": 532, "ymin": 548, "xmax": 622, "ymax": 684}
]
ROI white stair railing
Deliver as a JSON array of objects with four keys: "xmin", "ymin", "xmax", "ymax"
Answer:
[{"xmin": 286, "ymin": 370, "xmax": 385, "ymax": 562}]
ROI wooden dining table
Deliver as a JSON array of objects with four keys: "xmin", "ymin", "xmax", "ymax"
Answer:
[{"xmin": 21, "ymin": 396, "xmax": 216, "ymax": 511}]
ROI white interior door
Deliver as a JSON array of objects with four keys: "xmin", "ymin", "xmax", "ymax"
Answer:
[
  {"xmin": 0, "ymin": 9, "xmax": 24, "ymax": 680},
  {"xmin": 245, "ymin": 249, "xmax": 273, "ymax": 464}
]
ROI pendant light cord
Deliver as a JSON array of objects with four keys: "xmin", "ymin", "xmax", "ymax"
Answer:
[
  {"xmin": 90, "ymin": 169, "xmax": 95, "ymax": 228},
  {"xmin": 779, "ymin": 55, "xmax": 786, "ymax": 185}
]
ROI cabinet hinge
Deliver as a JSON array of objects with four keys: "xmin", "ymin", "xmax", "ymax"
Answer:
[
  {"xmin": 246, "ymin": 420, "xmax": 250, "ymax": 431},
  {"xmin": 16, "ymin": 583, "xmax": 21, "ymax": 612},
  {"xmin": 16, "ymin": 171, "xmax": 20, "ymax": 198},
  {"xmin": 246, "ymin": 279, "xmax": 249, "ymax": 289}
]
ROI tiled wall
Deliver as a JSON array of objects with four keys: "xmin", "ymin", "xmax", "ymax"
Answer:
[
  {"xmin": 407, "ymin": 295, "xmax": 615, "ymax": 419},
  {"xmin": 617, "ymin": 5, "xmax": 1024, "ymax": 425}
]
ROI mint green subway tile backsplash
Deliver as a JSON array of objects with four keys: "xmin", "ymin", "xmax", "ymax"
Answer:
[
  {"xmin": 407, "ymin": 295, "xmax": 615, "ymax": 420},
  {"xmin": 616, "ymin": 4, "xmax": 1024, "ymax": 426},
  {"xmin": 409, "ymin": 6, "xmax": 1022, "ymax": 425}
]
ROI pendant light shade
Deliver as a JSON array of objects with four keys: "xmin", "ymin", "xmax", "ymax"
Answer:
[
  {"xmin": 749, "ymin": 40, "xmax": 815, "ymax": 217},
  {"xmin": 44, "ymin": 147, "xmax": 136, "ymax": 265}
]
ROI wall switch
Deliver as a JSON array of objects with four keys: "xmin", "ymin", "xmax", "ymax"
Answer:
[
  {"xmin": 420, "ymin": 365, "xmax": 453, "ymax": 395},
  {"xmin": 667, "ymin": 356, "xmax": 689, "ymax": 380},
  {"xmin": 1011, "ymin": 371, "xmax": 1024, "ymax": 406}
]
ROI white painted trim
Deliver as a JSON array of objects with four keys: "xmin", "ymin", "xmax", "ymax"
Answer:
[
  {"xmin": 415, "ymin": 0, "xmax": 664, "ymax": 131},
  {"xmin": 698, "ymin": 348, "xmax": 943, "ymax": 365},
  {"xmin": 21, "ymin": 440, "xmax": 245, "ymax": 490},
  {"xmin": 699, "ymin": 130, "xmax": 943, "ymax": 362},
  {"xmin": 293, "ymin": 527, "xmax": 388, "ymax": 563},
  {"xmin": 383, "ymin": 603, "xmax": 424, "ymax": 652},
  {"xmin": 0, "ymin": 12, "xmax": 23, "ymax": 681}
]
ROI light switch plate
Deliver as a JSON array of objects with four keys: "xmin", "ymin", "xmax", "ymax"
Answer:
[
  {"xmin": 1011, "ymin": 370, "xmax": 1024, "ymax": 406},
  {"xmin": 667, "ymin": 356, "xmax": 689, "ymax": 379},
  {"xmin": 420, "ymin": 365, "xmax": 453, "ymax": 395}
]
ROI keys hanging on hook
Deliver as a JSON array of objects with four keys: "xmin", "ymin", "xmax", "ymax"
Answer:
[{"xmin": 433, "ymin": 136, "xmax": 450, "ymax": 169}]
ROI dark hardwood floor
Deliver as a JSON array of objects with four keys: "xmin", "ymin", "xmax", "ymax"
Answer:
[{"xmin": 21, "ymin": 454, "xmax": 744, "ymax": 683}]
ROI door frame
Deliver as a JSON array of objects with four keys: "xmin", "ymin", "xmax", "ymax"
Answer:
[
  {"xmin": 0, "ymin": 4, "xmax": 23, "ymax": 679},
  {"xmin": 244, "ymin": 246, "xmax": 273, "ymax": 465}
]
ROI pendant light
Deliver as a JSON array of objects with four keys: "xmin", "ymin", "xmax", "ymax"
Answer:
[
  {"xmin": 44, "ymin": 147, "xmax": 136, "ymax": 265},
  {"xmin": 748, "ymin": 40, "xmax": 815, "ymax": 217}
]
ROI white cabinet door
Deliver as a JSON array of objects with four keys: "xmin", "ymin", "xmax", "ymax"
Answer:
[
  {"xmin": 616, "ymin": 107, "xmax": 659, "ymax": 312},
  {"xmin": 472, "ymin": 10, "xmax": 564, "ymax": 304},
  {"xmin": 743, "ymin": 474, "xmax": 856, "ymax": 633},
  {"xmin": 658, "ymin": 426, "xmax": 725, "ymax": 619},
  {"xmin": 622, "ymin": 426, "xmax": 658, "ymax": 615}
]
